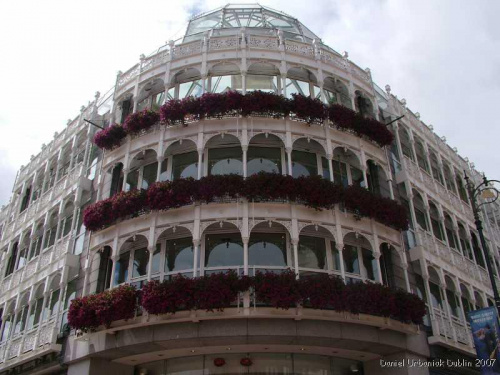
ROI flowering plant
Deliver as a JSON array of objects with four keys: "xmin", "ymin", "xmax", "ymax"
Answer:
[
  {"xmin": 84, "ymin": 173, "xmax": 408, "ymax": 232},
  {"xmin": 93, "ymin": 124, "xmax": 127, "ymax": 151},
  {"xmin": 69, "ymin": 274, "xmax": 426, "ymax": 330},
  {"xmin": 96, "ymin": 92, "xmax": 394, "ymax": 150},
  {"xmin": 68, "ymin": 284, "xmax": 137, "ymax": 332},
  {"xmin": 240, "ymin": 357, "xmax": 253, "ymax": 366},
  {"xmin": 253, "ymin": 270, "xmax": 302, "ymax": 310},
  {"xmin": 123, "ymin": 109, "xmax": 160, "ymax": 134},
  {"xmin": 214, "ymin": 358, "xmax": 226, "ymax": 367}
]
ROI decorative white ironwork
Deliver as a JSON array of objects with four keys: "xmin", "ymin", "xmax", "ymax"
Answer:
[
  {"xmin": 285, "ymin": 40, "xmax": 314, "ymax": 57},
  {"xmin": 173, "ymin": 41, "xmax": 202, "ymax": 58},
  {"xmin": 22, "ymin": 331, "xmax": 36, "ymax": 353},
  {"xmin": 248, "ymin": 36, "xmax": 279, "ymax": 50},
  {"xmin": 209, "ymin": 37, "xmax": 239, "ymax": 51}
]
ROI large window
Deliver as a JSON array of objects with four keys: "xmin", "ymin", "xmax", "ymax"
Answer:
[
  {"xmin": 343, "ymin": 244, "xmax": 360, "ymax": 275},
  {"xmin": 292, "ymin": 150, "xmax": 317, "ymax": 177},
  {"xmin": 132, "ymin": 248, "xmax": 149, "ymax": 279},
  {"xmin": 246, "ymin": 75, "xmax": 278, "ymax": 93},
  {"xmin": 208, "ymin": 147, "xmax": 242, "ymax": 176},
  {"xmin": 247, "ymin": 147, "xmax": 282, "ymax": 175},
  {"xmin": 205, "ymin": 233, "xmax": 243, "ymax": 269},
  {"xmin": 114, "ymin": 251, "xmax": 130, "ymax": 286},
  {"xmin": 211, "ymin": 75, "xmax": 242, "ymax": 93},
  {"xmin": 172, "ymin": 152, "xmax": 198, "ymax": 180},
  {"xmin": 298, "ymin": 235, "xmax": 327, "ymax": 270},
  {"xmin": 249, "ymin": 233, "xmax": 287, "ymax": 269},
  {"xmin": 165, "ymin": 237, "xmax": 194, "ymax": 273}
]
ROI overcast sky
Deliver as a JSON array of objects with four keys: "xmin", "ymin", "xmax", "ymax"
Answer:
[{"xmin": 0, "ymin": 0, "xmax": 499, "ymax": 205}]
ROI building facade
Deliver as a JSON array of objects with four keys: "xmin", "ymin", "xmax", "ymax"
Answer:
[{"xmin": 0, "ymin": 4, "xmax": 498, "ymax": 375}]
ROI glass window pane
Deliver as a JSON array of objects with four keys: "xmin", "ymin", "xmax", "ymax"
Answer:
[
  {"xmin": 141, "ymin": 162, "xmax": 158, "ymax": 190},
  {"xmin": 159, "ymin": 159, "xmax": 169, "ymax": 182},
  {"xmin": 212, "ymin": 75, "xmax": 241, "ymax": 93},
  {"xmin": 430, "ymin": 282, "xmax": 443, "ymax": 309},
  {"xmin": 292, "ymin": 150, "xmax": 317, "ymax": 177},
  {"xmin": 65, "ymin": 281, "xmax": 77, "ymax": 310},
  {"xmin": 246, "ymin": 75, "xmax": 278, "ymax": 93},
  {"xmin": 208, "ymin": 147, "xmax": 242, "ymax": 176},
  {"xmin": 172, "ymin": 152, "xmax": 198, "ymax": 180},
  {"xmin": 165, "ymin": 237, "xmax": 194, "ymax": 273},
  {"xmin": 152, "ymin": 244, "xmax": 161, "ymax": 274},
  {"xmin": 332, "ymin": 160, "xmax": 348, "ymax": 187},
  {"xmin": 350, "ymin": 166, "xmax": 364, "ymax": 186},
  {"xmin": 321, "ymin": 157, "xmax": 330, "ymax": 180},
  {"xmin": 249, "ymin": 233, "xmax": 287, "ymax": 267},
  {"xmin": 343, "ymin": 244, "xmax": 360, "ymax": 274},
  {"xmin": 362, "ymin": 248, "xmax": 377, "ymax": 281},
  {"xmin": 126, "ymin": 169, "xmax": 139, "ymax": 191},
  {"xmin": 1, "ymin": 317, "xmax": 11, "ymax": 342},
  {"xmin": 114, "ymin": 251, "xmax": 130, "ymax": 285},
  {"xmin": 63, "ymin": 215, "xmax": 73, "ymax": 237},
  {"xmin": 286, "ymin": 79, "xmax": 310, "ymax": 98},
  {"xmin": 205, "ymin": 233, "xmax": 243, "ymax": 267},
  {"xmin": 298, "ymin": 235, "xmax": 327, "ymax": 270},
  {"xmin": 179, "ymin": 80, "xmax": 202, "ymax": 98},
  {"xmin": 132, "ymin": 248, "xmax": 149, "ymax": 278},
  {"xmin": 247, "ymin": 147, "xmax": 282, "ymax": 175},
  {"xmin": 152, "ymin": 91, "xmax": 166, "ymax": 111},
  {"xmin": 331, "ymin": 241, "xmax": 340, "ymax": 271},
  {"xmin": 50, "ymin": 289, "xmax": 60, "ymax": 316},
  {"xmin": 32, "ymin": 297, "xmax": 44, "ymax": 327}
]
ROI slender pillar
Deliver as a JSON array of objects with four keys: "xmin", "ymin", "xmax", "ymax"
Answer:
[
  {"xmin": 243, "ymin": 237, "xmax": 249, "ymax": 276},
  {"xmin": 292, "ymin": 239, "xmax": 299, "ymax": 278},
  {"xmin": 193, "ymin": 240, "xmax": 200, "ymax": 277},
  {"xmin": 242, "ymin": 146, "xmax": 248, "ymax": 178}
]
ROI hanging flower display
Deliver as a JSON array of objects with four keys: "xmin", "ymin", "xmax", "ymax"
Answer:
[
  {"xmin": 93, "ymin": 92, "xmax": 394, "ymax": 150},
  {"xmin": 213, "ymin": 358, "xmax": 226, "ymax": 367},
  {"xmin": 68, "ymin": 272, "xmax": 426, "ymax": 332},
  {"xmin": 240, "ymin": 357, "xmax": 253, "ymax": 367},
  {"xmin": 83, "ymin": 173, "xmax": 408, "ymax": 232}
]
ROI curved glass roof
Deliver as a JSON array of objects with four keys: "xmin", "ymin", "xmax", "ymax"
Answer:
[{"xmin": 183, "ymin": 3, "xmax": 320, "ymax": 42}]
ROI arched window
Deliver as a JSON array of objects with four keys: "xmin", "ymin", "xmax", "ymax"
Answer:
[
  {"xmin": 1, "ymin": 303, "xmax": 14, "ymax": 343},
  {"xmin": 412, "ymin": 192, "xmax": 428, "ymax": 231},
  {"xmin": 248, "ymin": 134, "xmax": 285, "ymax": 176},
  {"xmin": 455, "ymin": 172, "xmax": 469, "ymax": 203},
  {"xmin": 414, "ymin": 137, "xmax": 429, "ymax": 174},
  {"xmin": 442, "ymin": 162, "xmax": 457, "ymax": 194},
  {"xmin": 444, "ymin": 214, "xmax": 458, "ymax": 250},
  {"xmin": 5, "ymin": 242, "xmax": 18, "ymax": 277},
  {"xmin": 398, "ymin": 126, "xmax": 414, "ymax": 161},
  {"xmin": 136, "ymin": 78, "xmax": 165, "ymax": 112},
  {"xmin": 127, "ymin": 150, "xmax": 158, "ymax": 191},
  {"xmin": 285, "ymin": 67, "xmax": 319, "ymax": 99},
  {"xmin": 292, "ymin": 139, "xmax": 327, "ymax": 178},
  {"xmin": 27, "ymin": 285, "xmax": 44, "ymax": 330},
  {"xmin": 206, "ymin": 135, "xmax": 242, "ymax": 176},
  {"xmin": 109, "ymin": 163, "xmax": 124, "ymax": 197},
  {"xmin": 209, "ymin": 63, "xmax": 241, "ymax": 93},
  {"xmin": 428, "ymin": 149, "xmax": 444, "ymax": 185},
  {"xmin": 205, "ymin": 233, "xmax": 243, "ymax": 271},
  {"xmin": 429, "ymin": 202, "xmax": 444, "ymax": 241},
  {"xmin": 155, "ymin": 227, "xmax": 195, "ymax": 279},
  {"xmin": 43, "ymin": 212, "xmax": 58, "ymax": 250},
  {"xmin": 458, "ymin": 223, "xmax": 472, "ymax": 259},
  {"xmin": 115, "ymin": 235, "xmax": 149, "ymax": 289},
  {"xmin": 161, "ymin": 140, "xmax": 199, "ymax": 181},
  {"xmin": 444, "ymin": 276, "xmax": 461, "ymax": 319},
  {"xmin": 13, "ymin": 294, "xmax": 29, "ymax": 337},
  {"xmin": 343, "ymin": 233, "xmax": 377, "ymax": 283},
  {"xmin": 60, "ymin": 201, "xmax": 74, "ymax": 239},
  {"xmin": 428, "ymin": 268, "xmax": 443, "ymax": 310},
  {"xmin": 29, "ymin": 223, "xmax": 44, "ymax": 260},
  {"xmin": 471, "ymin": 232, "xmax": 486, "ymax": 268},
  {"xmin": 246, "ymin": 63, "xmax": 280, "ymax": 93},
  {"xmin": 323, "ymin": 77, "xmax": 351, "ymax": 108},
  {"xmin": 96, "ymin": 246, "xmax": 112, "ymax": 293},
  {"xmin": 355, "ymin": 90, "xmax": 374, "ymax": 118},
  {"xmin": 249, "ymin": 228, "xmax": 288, "ymax": 274}
]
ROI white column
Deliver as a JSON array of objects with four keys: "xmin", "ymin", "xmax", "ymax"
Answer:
[
  {"xmin": 193, "ymin": 240, "xmax": 200, "ymax": 277},
  {"xmin": 292, "ymin": 239, "xmax": 299, "ymax": 278},
  {"xmin": 242, "ymin": 146, "xmax": 248, "ymax": 178},
  {"xmin": 147, "ymin": 246, "xmax": 155, "ymax": 281},
  {"xmin": 243, "ymin": 237, "xmax": 249, "ymax": 276},
  {"xmin": 197, "ymin": 149, "xmax": 203, "ymax": 179},
  {"xmin": 286, "ymin": 147, "xmax": 293, "ymax": 176}
]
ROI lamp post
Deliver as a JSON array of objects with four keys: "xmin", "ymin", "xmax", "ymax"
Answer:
[{"xmin": 464, "ymin": 172, "xmax": 500, "ymax": 314}]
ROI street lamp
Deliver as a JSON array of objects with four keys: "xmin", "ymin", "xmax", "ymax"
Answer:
[{"xmin": 464, "ymin": 172, "xmax": 500, "ymax": 313}]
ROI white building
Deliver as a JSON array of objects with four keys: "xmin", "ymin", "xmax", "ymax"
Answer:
[{"xmin": 0, "ymin": 4, "xmax": 498, "ymax": 375}]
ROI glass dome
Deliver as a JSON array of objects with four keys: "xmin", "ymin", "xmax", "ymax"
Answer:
[{"xmin": 183, "ymin": 3, "xmax": 320, "ymax": 42}]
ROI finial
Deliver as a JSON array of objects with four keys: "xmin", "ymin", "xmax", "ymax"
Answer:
[
  {"xmin": 117, "ymin": 70, "xmax": 123, "ymax": 76},
  {"xmin": 453, "ymin": 147, "xmax": 458, "ymax": 153},
  {"xmin": 139, "ymin": 54, "xmax": 145, "ymax": 60},
  {"xmin": 415, "ymin": 112, "xmax": 420, "ymax": 119},
  {"xmin": 67, "ymin": 119, "xmax": 72, "ymax": 125},
  {"xmin": 428, "ymin": 124, "xmax": 433, "ymax": 131},
  {"xmin": 343, "ymin": 51, "xmax": 349, "ymax": 58},
  {"xmin": 400, "ymin": 98, "xmax": 406, "ymax": 107},
  {"xmin": 441, "ymin": 136, "xmax": 446, "ymax": 142},
  {"xmin": 385, "ymin": 84, "xmax": 391, "ymax": 94},
  {"xmin": 95, "ymin": 91, "xmax": 100, "ymax": 99}
]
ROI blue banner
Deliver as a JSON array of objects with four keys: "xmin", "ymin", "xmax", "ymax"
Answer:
[{"xmin": 469, "ymin": 307, "xmax": 500, "ymax": 374}]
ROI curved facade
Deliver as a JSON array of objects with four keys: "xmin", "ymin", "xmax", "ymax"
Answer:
[{"xmin": 0, "ymin": 4, "xmax": 497, "ymax": 375}]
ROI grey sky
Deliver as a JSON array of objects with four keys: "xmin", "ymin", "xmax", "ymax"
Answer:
[{"xmin": 0, "ymin": 0, "xmax": 498, "ymax": 205}]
